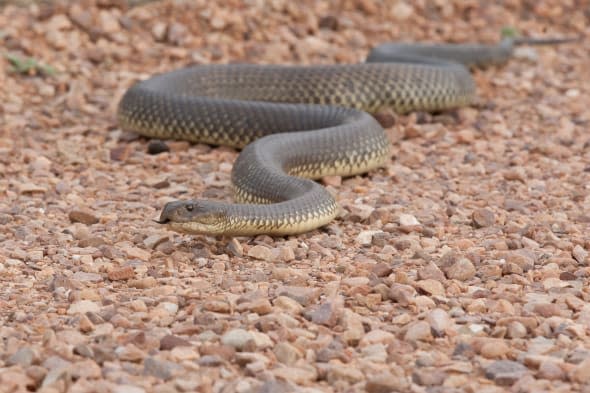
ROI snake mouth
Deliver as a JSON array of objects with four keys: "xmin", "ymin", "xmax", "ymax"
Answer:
[{"xmin": 153, "ymin": 218, "xmax": 170, "ymax": 224}]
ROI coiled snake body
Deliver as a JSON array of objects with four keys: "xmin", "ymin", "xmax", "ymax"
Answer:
[{"xmin": 117, "ymin": 38, "xmax": 570, "ymax": 236}]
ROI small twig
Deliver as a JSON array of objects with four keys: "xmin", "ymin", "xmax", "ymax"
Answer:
[
  {"xmin": 5, "ymin": 53, "xmax": 57, "ymax": 76},
  {"xmin": 500, "ymin": 26, "xmax": 520, "ymax": 39}
]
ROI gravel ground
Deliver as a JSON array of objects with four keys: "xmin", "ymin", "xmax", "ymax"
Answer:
[{"xmin": 1, "ymin": 1, "xmax": 589, "ymax": 392}]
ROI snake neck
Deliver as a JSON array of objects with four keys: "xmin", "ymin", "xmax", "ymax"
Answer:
[{"xmin": 223, "ymin": 187, "xmax": 339, "ymax": 236}]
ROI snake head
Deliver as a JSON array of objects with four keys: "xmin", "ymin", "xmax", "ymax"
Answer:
[{"xmin": 156, "ymin": 200, "xmax": 229, "ymax": 235}]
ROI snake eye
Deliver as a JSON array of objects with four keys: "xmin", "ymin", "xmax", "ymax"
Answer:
[{"xmin": 185, "ymin": 204, "xmax": 194, "ymax": 212}]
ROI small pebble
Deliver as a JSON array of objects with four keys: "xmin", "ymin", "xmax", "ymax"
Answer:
[
  {"xmin": 446, "ymin": 258, "xmax": 476, "ymax": 281},
  {"xmin": 532, "ymin": 303, "xmax": 563, "ymax": 318},
  {"xmin": 322, "ymin": 175, "xmax": 342, "ymax": 187},
  {"xmin": 68, "ymin": 300, "xmax": 100, "ymax": 315},
  {"xmin": 69, "ymin": 208, "xmax": 99, "ymax": 225},
  {"xmin": 318, "ymin": 15, "xmax": 339, "ymax": 30},
  {"xmin": 572, "ymin": 245, "xmax": 588, "ymax": 264},
  {"xmin": 326, "ymin": 363, "xmax": 365, "ymax": 384},
  {"xmin": 404, "ymin": 321, "xmax": 433, "ymax": 342},
  {"xmin": 273, "ymin": 342, "xmax": 302, "ymax": 365},
  {"xmin": 506, "ymin": 321, "xmax": 528, "ymax": 339},
  {"xmin": 120, "ymin": 245, "xmax": 151, "ymax": 261},
  {"xmin": 73, "ymin": 344, "xmax": 94, "ymax": 359},
  {"xmin": 198, "ymin": 355, "xmax": 224, "ymax": 367},
  {"xmin": 151, "ymin": 22, "xmax": 167, "ymax": 41},
  {"xmin": 247, "ymin": 245, "xmax": 273, "ymax": 261},
  {"xmin": 307, "ymin": 298, "xmax": 343, "ymax": 327},
  {"xmin": 17, "ymin": 182, "xmax": 47, "ymax": 194},
  {"xmin": 147, "ymin": 140, "xmax": 170, "ymax": 155},
  {"xmin": 241, "ymin": 298, "xmax": 273, "ymax": 315},
  {"xmin": 538, "ymin": 360, "xmax": 564, "ymax": 381},
  {"xmin": 221, "ymin": 329, "xmax": 256, "ymax": 352},
  {"xmin": 129, "ymin": 277, "xmax": 157, "ymax": 289},
  {"xmin": 272, "ymin": 366, "xmax": 317, "ymax": 385},
  {"xmin": 514, "ymin": 46, "xmax": 539, "ymax": 62},
  {"xmin": 273, "ymin": 296, "xmax": 304, "ymax": 315},
  {"xmin": 109, "ymin": 145, "xmax": 133, "ymax": 161},
  {"xmin": 143, "ymin": 234, "xmax": 169, "ymax": 249},
  {"xmin": 426, "ymin": 308, "xmax": 452, "ymax": 337},
  {"xmin": 389, "ymin": 283, "xmax": 416, "ymax": 306},
  {"xmin": 412, "ymin": 368, "xmax": 447, "ymax": 386},
  {"xmin": 359, "ymin": 329, "xmax": 395, "ymax": 347},
  {"xmin": 78, "ymin": 236, "xmax": 105, "ymax": 247},
  {"xmin": 415, "ymin": 279, "xmax": 445, "ymax": 296},
  {"xmin": 356, "ymin": 230, "xmax": 382, "ymax": 246},
  {"xmin": 399, "ymin": 213, "xmax": 420, "ymax": 226},
  {"xmin": 143, "ymin": 357, "xmax": 183, "ymax": 380},
  {"xmin": 391, "ymin": 1, "xmax": 414, "ymax": 21},
  {"xmin": 418, "ymin": 262, "xmax": 445, "ymax": 281},
  {"xmin": 484, "ymin": 360, "xmax": 529, "ymax": 386},
  {"xmin": 366, "ymin": 372, "xmax": 408, "ymax": 393},
  {"xmin": 480, "ymin": 340, "xmax": 510, "ymax": 359},
  {"xmin": 276, "ymin": 286, "xmax": 320, "ymax": 306},
  {"xmin": 108, "ymin": 266, "xmax": 135, "ymax": 281},
  {"xmin": 569, "ymin": 357, "xmax": 590, "ymax": 383},
  {"xmin": 78, "ymin": 314, "xmax": 95, "ymax": 333},
  {"xmin": 371, "ymin": 262, "xmax": 393, "ymax": 277},
  {"xmin": 472, "ymin": 208, "xmax": 495, "ymax": 228},
  {"xmin": 7, "ymin": 347, "xmax": 36, "ymax": 367},
  {"xmin": 226, "ymin": 238, "xmax": 243, "ymax": 257},
  {"xmin": 160, "ymin": 335, "xmax": 191, "ymax": 351}
]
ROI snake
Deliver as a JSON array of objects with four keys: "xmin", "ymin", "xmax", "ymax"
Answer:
[{"xmin": 117, "ymin": 37, "xmax": 575, "ymax": 236}]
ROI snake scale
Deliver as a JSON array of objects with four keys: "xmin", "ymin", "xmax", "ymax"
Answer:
[{"xmin": 117, "ymin": 37, "xmax": 574, "ymax": 236}]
